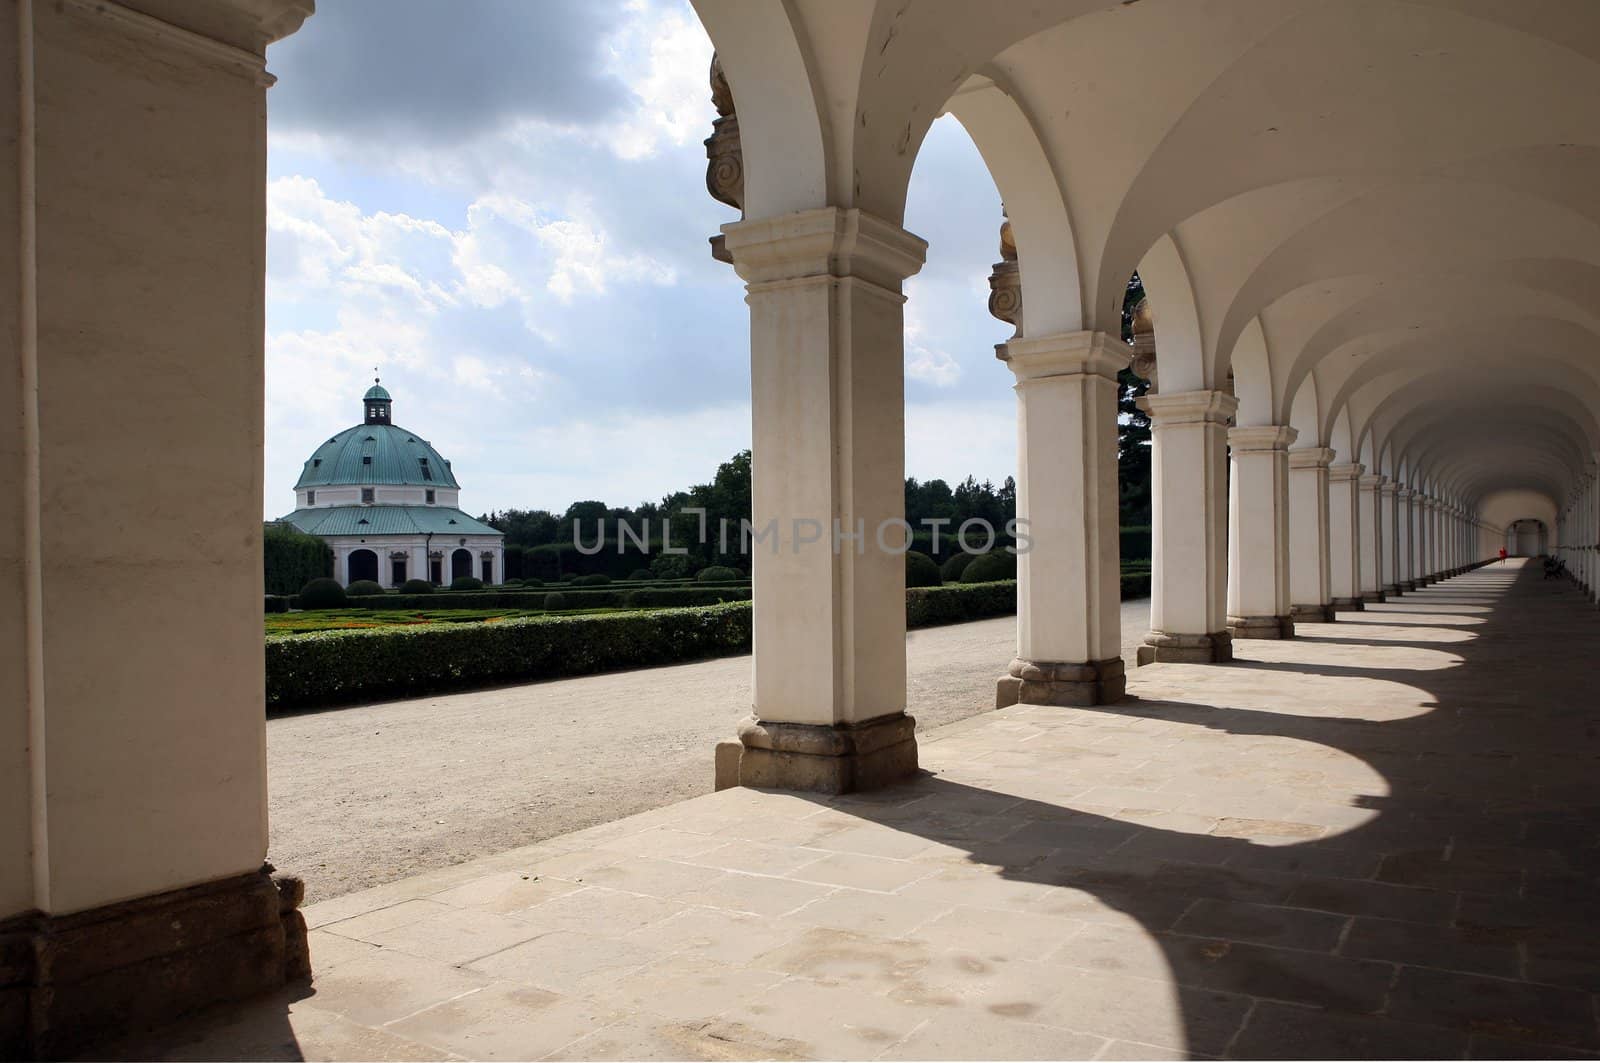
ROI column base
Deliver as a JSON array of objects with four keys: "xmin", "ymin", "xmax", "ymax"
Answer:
[
  {"xmin": 1382, "ymin": 584, "xmax": 1402, "ymax": 597},
  {"xmin": 1136, "ymin": 630, "xmax": 1233, "ymax": 666},
  {"xmin": 716, "ymin": 713, "xmax": 918, "ymax": 795},
  {"xmin": 995, "ymin": 657, "xmax": 1126, "ymax": 709},
  {"xmin": 1289, "ymin": 603, "xmax": 1336, "ymax": 623},
  {"xmin": 1361, "ymin": 591, "xmax": 1387, "ymax": 603},
  {"xmin": 1402, "ymin": 581, "xmax": 1419, "ymax": 592},
  {"xmin": 1227, "ymin": 615, "xmax": 1296, "ymax": 640},
  {"xmin": 1330, "ymin": 597, "xmax": 1365, "ymax": 611},
  {"xmin": 0, "ymin": 865, "xmax": 307, "ymax": 1059}
]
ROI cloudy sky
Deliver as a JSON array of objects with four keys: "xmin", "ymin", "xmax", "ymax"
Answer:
[{"xmin": 263, "ymin": 0, "xmax": 1016, "ymax": 519}]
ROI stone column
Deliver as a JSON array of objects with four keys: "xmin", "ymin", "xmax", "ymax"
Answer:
[
  {"xmin": 1380, "ymin": 481, "xmax": 1402, "ymax": 596},
  {"xmin": 1413, "ymin": 492, "xmax": 1431, "ymax": 584},
  {"xmin": 1358, "ymin": 475, "xmax": 1387, "ymax": 602},
  {"xmin": 1396, "ymin": 488, "xmax": 1415, "ymax": 590},
  {"xmin": 714, "ymin": 208, "xmax": 926, "ymax": 794},
  {"xmin": 1138, "ymin": 391, "xmax": 1237, "ymax": 664},
  {"xmin": 996, "ymin": 332, "xmax": 1129, "ymax": 707},
  {"xmin": 1288, "ymin": 448, "xmax": 1335, "ymax": 622},
  {"xmin": 0, "ymin": 1, "xmax": 313, "ymax": 1054},
  {"xmin": 1427, "ymin": 497, "xmax": 1442, "ymax": 579},
  {"xmin": 1226, "ymin": 425, "xmax": 1298, "ymax": 638},
  {"xmin": 1328, "ymin": 463, "xmax": 1364, "ymax": 610}
]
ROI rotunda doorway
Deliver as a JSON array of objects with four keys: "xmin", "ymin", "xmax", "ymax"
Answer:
[
  {"xmin": 451, "ymin": 548, "xmax": 473, "ymax": 582},
  {"xmin": 347, "ymin": 548, "xmax": 379, "ymax": 584}
]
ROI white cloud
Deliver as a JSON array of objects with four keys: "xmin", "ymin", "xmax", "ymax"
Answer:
[{"xmin": 603, "ymin": 0, "xmax": 716, "ymax": 160}]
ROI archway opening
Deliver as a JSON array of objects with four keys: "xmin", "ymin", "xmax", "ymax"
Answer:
[
  {"xmin": 451, "ymin": 548, "xmax": 473, "ymax": 581},
  {"xmin": 346, "ymin": 548, "xmax": 378, "ymax": 585}
]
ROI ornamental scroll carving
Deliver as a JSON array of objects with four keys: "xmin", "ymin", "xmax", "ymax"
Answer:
[
  {"xmin": 1129, "ymin": 297, "xmax": 1157, "ymax": 387},
  {"xmin": 704, "ymin": 53, "xmax": 743, "ymax": 212},
  {"xmin": 987, "ymin": 212, "xmax": 1022, "ymax": 338}
]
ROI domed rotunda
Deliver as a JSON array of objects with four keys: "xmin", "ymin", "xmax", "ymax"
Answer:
[{"xmin": 279, "ymin": 381, "xmax": 504, "ymax": 587}]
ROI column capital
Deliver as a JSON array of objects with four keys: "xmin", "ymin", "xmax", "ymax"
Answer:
[
  {"xmin": 1398, "ymin": 487, "xmax": 1415, "ymax": 500},
  {"xmin": 1138, "ymin": 388, "xmax": 1238, "ymax": 425},
  {"xmin": 721, "ymin": 208, "xmax": 927, "ymax": 290},
  {"xmin": 1287, "ymin": 446, "xmax": 1336, "ymax": 470},
  {"xmin": 1228, "ymin": 424, "xmax": 1298, "ymax": 452},
  {"xmin": 1379, "ymin": 480, "xmax": 1400, "ymax": 498},
  {"xmin": 1358, "ymin": 473, "xmax": 1385, "ymax": 490},
  {"xmin": 1000, "ymin": 330, "xmax": 1129, "ymax": 382},
  {"xmin": 1329, "ymin": 462, "xmax": 1365, "ymax": 483}
]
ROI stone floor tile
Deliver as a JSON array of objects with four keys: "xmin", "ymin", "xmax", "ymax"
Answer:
[
  {"xmin": 682, "ymin": 840, "xmax": 836, "ymax": 876},
  {"xmin": 427, "ymin": 870, "xmax": 585, "ymax": 914},
  {"xmin": 1228, "ymin": 999, "xmax": 1467, "ymax": 1060},
  {"xmin": 1386, "ymin": 966, "xmax": 1599, "ymax": 1048},
  {"xmin": 714, "ymin": 977, "xmax": 934, "ymax": 1059},
  {"xmin": 591, "ymin": 956, "xmax": 787, "ymax": 1023},
  {"xmin": 1094, "ymin": 1037, "xmax": 1208, "ymax": 1060},
  {"xmin": 1026, "ymin": 882, "xmax": 1197, "ymax": 930},
  {"xmin": 304, "ymin": 928, "xmax": 382, "ymax": 974},
  {"xmin": 1467, "ymin": 1033, "xmax": 1600, "ymax": 1059},
  {"xmin": 893, "ymin": 865, "xmax": 1055, "ymax": 911},
  {"xmin": 913, "ymin": 904, "xmax": 1085, "ymax": 963},
  {"xmin": 810, "ymin": 824, "xmax": 944, "ymax": 860},
  {"xmin": 1284, "ymin": 877, "xmax": 1456, "ymax": 924},
  {"xmin": 592, "ymin": 826, "xmax": 732, "ymax": 861},
  {"xmin": 624, "ymin": 906, "xmax": 806, "ymax": 968},
  {"xmin": 1222, "ymin": 841, "xmax": 1381, "ymax": 880},
  {"xmin": 1031, "ymin": 969, "xmax": 1252, "ymax": 1056},
  {"xmin": 876, "ymin": 1010, "xmax": 1107, "ymax": 1060},
  {"xmin": 357, "ymin": 906, "xmax": 551, "ymax": 966},
  {"xmin": 386, "ymin": 982, "xmax": 620, "ymax": 1061},
  {"xmin": 1043, "ymin": 921, "xmax": 1179, "ymax": 981},
  {"xmin": 541, "ymin": 1011, "xmax": 810, "ymax": 1061},
  {"xmin": 572, "ymin": 855, "xmax": 729, "ymax": 898},
  {"xmin": 466, "ymin": 930, "xmax": 665, "ymax": 995},
  {"xmin": 674, "ymin": 869, "xmax": 836, "ymax": 917},
  {"xmin": 1377, "ymin": 849, "xmax": 1524, "ymax": 894},
  {"xmin": 501, "ymin": 846, "xmax": 624, "ymax": 883},
  {"xmin": 790, "ymin": 888, "xmax": 954, "ymax": 939},
  {"xmin": 890, "ymin": 952, "xmax": 1086, "ymax": 1014},
  {"xmin": 1181, "ymin": 939, "xmax": 1394, "ymax": 1013},
  {"xmin": 512, "ymin": 886, "xmax": 686, "ymax": 935},
  {"xmin": 1340, "ymin": 915, "xmax": 1521, "ymax": 978},
  {"xmin": 782, "ymin": 850, "xmax": 936, "ymax": 892},
  {"xmin": 297, "ymin": 948, "xmax": 492, "ymax": 1028},
  {"xmin": 748, "ymin": 926, "xmax": 933, "ymax": 987},
  {"xmin": 1172, "ymin": 898, "xmax": 1348, "ymax": 952},
  {"xmin": 313, "ymin": 899, "xmax": 455, "ymax": 942}
]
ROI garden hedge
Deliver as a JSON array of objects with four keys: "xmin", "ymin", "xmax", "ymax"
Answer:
[
  {"xmin": 267, "ymin": 602, "xmax": 755, "ymax": 710},
  {"xmin": 905, "ymin": 550, "xmax": 943, "ymax": 588},
  {"xmin": 263, "ymin": 523, "xmax": 332, "ymax": 595},
  {"xmin": 264, "ymin": 576, "xmax": 1156, "ymax": 709},
  {"xmin": 346, "ymin": 580, "xmax": 384, "ymax": 597},
  {"xmin": 624, "ymin": 586, "xmax": 752, "ymax": 608}
]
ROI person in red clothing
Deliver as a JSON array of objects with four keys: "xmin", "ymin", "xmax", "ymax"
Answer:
[{"xmin": 1498, "ymin": 546, "xmax": 1509, "ymax": 564}]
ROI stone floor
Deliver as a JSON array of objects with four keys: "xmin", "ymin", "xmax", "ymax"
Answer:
[{"xmin": 90, "ymin": 561, "xmax": 1600, "ymax": 1060}]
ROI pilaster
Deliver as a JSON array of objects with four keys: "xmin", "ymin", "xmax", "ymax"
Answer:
[
  {"xmin": 1227, "ymin": 425, "xmax": 1298, "ymax": 639},
  {"xmin": 1288, "ymin": 447, "xmax": 1336, "ymax": 622}
]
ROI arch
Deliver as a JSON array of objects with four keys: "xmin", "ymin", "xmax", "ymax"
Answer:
[
  {"xmin": 347, "ymin": 549, "xmax": 378, "ymax": 585},
  {"xmin": 451, "ymin": 548, "xmax": 473, "ymax": 582}
]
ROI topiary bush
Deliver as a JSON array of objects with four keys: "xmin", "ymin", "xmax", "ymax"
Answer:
[
  {"xmin": 940, "ymin": 551, "xmax": 976, "ymax": 583},
  {"xmin": 298, "ymin": 577, "xmax": 347, "ymax": 610},
  {"xmin": 628, "ymin": 568, "xmax": 655, "ymax": 581},
  {"xmin": 264, "ymin": 595, "xmax": 290, "ymax": 614},
  {"xmin": 961, "ymin": 550, "xmax": 1017, "ymax": 583},
  {"xmin": 904, "ymin": 550, "xmax": 942, "ymax": 588},
  {"xmin": 696, "ymin": 565, "xmax": 741, "ymax": 582},
  {"xmin": 450, "ymin": 576, "xmax": 485, "ymax": 591},
  {"xmin": 346, "ymin": 580, "xmax": 385, "ymax": 597},
  {"xmin": 520, "ymin": 577, "xmax": 544, "ymax": 588},
  {"xmin": 543, "ymin": 591, "xmax": 570, "ymax": 611},
  {"xmin": 263, "ymin": 523, "xmax": 333, "ymax": 595},
  {"xmin": 400, "ymin": 579, "xmax": 434, "ymax": 594},
  {"xmin": 572, "ymin": 573, "xmax": 612, "ymax": 587}
]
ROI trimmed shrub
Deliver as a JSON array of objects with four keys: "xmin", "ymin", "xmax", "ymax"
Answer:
[
  {"xmin": 266, "ymin": 603, "xmax": 755, "ymax": 710},
  {"xmin": 263, "ymin": 523, "xmax": 332, "ymax": 595},
  {"xmin": 451, "ymin": 576, "xmax": 485, "ymax": 591},
  {"xmin": 905, "ymin": 550, "xmax": 942, "ymax": 588},
  {"xmin": 939, "ymin": 551, "xmax": 976, "ymax": 583},
  {"xmin": 264, "ymin": 595, "xmax": 290, "ymax": 614},
  {"xmin": 346, "ymin": 580, "xmax": 385, "ymax": 597},
  {"xmin": 628, "ymin": 568, "xmax": 655, "ymax": 581},
  {"xmin": 1120, "ymin": 525, "xmax": 1152, "ymax": 563},
  {"xmin": 520, "ymin": 577, "xmax": 545, "ymax": 588},
  {"xmin": 961, "ymin": 550, "xmax": 1017, "ymax": 583},
  {"xmin": 572, "ymin": 573, "xmax": 612, "ymax": 587},
  {"xmin": 400, "ymin": 579, "xmax": 434, "ymax": 594},
  {"xmin": 543, "ymin": 592, "xmax": 570, "ymax": 611},
  {"xmin": 1121, "ymin": 570, "xmax": 1152, "ymax": 600},
  {"xmin": 298, "ymin": 577, "xmax": 347, "ymax": 610},
  {"xmin": 696, "ymin": 565, "xmax": 741, "ymax": 582},
  {"xmin": 625, "ymin": 587, "xmax": 752, "ymax": 609},
  {"xmin": 649, "ymin": 553, "xmax": 693, "ymax": 580},
  {"xmin": 906, "ymin": 580, "xmax": 1015, "ymax": 628}
]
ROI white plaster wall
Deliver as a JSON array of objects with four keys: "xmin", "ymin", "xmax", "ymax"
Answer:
[
  {"xmin": 25, "ymin": 3, "xmax": 272, "ymax": 914},
  {"xmin": 297, "ymin": 484, "xmax": 459, "ymax": 509}
]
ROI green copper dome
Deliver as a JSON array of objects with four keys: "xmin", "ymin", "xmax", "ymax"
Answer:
[{"xmin": 294, "ymin": 384, "xmax": 459, "ymax": 489}]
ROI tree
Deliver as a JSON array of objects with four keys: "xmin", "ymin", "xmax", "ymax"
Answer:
[{"xmin": 1118, "ymin": 272, "xmax": 1153, "ymax": 527}]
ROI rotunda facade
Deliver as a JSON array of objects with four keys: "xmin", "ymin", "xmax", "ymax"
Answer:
[{"xmin": 278, "ymin": 382, "xmax": 505, "ymax": 587}]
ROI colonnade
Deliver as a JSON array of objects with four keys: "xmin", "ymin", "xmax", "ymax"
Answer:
[{"xmin": 1557, "ymin": 468, "xmax": 1600, "ymax": 603}]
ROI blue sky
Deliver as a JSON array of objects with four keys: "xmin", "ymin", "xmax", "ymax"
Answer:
[{"xmin": 263, "ymin": 0, "xmax": 1017, "ymax": 518}]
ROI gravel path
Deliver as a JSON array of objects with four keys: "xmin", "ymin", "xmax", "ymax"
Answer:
[{"xmin": 268, "ymin": 599, "xmax": 1153, "ymax": 902}]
